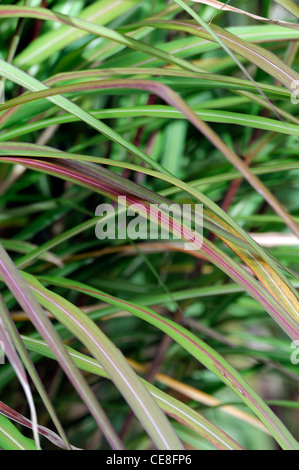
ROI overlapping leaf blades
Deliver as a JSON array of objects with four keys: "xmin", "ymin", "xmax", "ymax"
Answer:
[{"xmin": 0, "ymin": 0, "xmax": 298, "ymax": 451}]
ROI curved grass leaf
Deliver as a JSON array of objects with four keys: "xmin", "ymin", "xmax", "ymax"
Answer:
[
  {"xmin": 1, "ymin": 1, "xmax": 298, "ymax": 451},
  {"xmin": 2, "ymin": 99, "xmax": 299, "ymax": 137},
  {"xmin": 125, "ymin": 20, "xmax": 299, "ymax": 91},
  {"xmin": 22, "ymin": 336, "xmax": 243, "ymax": 450},
  {"xmin": 0, "ymin": 401, "xmax": 78, "ymax": 450},
  {"xmin": 2, "ymin": 156, "xmax": 298, "ymax": 341},
  {"xmin": 0, "ymin": 292, "xmax": 71, "ymax": 449},
  {"xmin": 0, "ymin": 260, "xmax": 181, "ymax": 449},
  {"xmin": 190, "ymin": 0, "xmax": 299, "ymax": 29},
  {"xmin": 0, "ymin": 239, "xmax": 63, "ymax": 267},
  {"xmin": 14, "ymin": 0, "xmax": 141, "ymax": 67},
  {"xmin": 0, "ymin": 295, "xmax": 40, "ymax": 449},
  {"xmin": 2, "ymin": 140, "xmax": 298, "ymax": 319},
  {"xmin": 1, "ymin": 66, "xmax": 298, "ymax": 242},
  {"xmin": 275, "ymin": 0, "xmax": 299, "ymax": 18},
  {"xmin": 0, "ymin": 246, "xmax": 184, "ymax": 449},
  {"xmin": 103, "ymin": 25, "xmax": 299, "ymax": 70},
  {"xmin": 0, "ymin": 413, "xmax": 37, "ymax": 450},
  {"xmin": 8, "ymin": 269, "xmax": 183, "ymax": 450},
  {"xmin": 0, "ymin": 64, "xmax": 298, "ymax": 241},
  {"xmin": 26, "ymin": 274, "xmax": 299, "ymax": 450},
  {"xmin": 173, "ymin": 0, "xmax": 290, "ymax": 126},
  {"xmin": 0, "ymin": 6, "xmax": 204, "ymax": 74},
  {"xmin": 44, "ymin": 68, "xmax": 292, "ymax": 101},
  {"xmin": 0, "ymin": 60, "xmax": 173, "ymax": 175},
  {"xmin": 204, "ymin": 210, "xmax": 299, "ymax": 322},
  {"xmin": 0, "ymin": 244, "xmax": 125, "ymax": 450}
]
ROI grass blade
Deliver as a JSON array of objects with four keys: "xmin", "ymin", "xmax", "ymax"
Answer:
[
  {"xmin": 0, "ymin": 413, "xmax": 36, "ymax": 450},
  {"xmin": 22, "ymin": 336, "xmax": 243, "ymax": 450},
  {"xmin": 190, "ymin": 0, "xmax": 299, "ymax": 29},
  {"xmin": 20, "ymin": 272, "xmax": 184, "ymax": 450},
  {"xmin": 0, "ymin": 244, "xmax": 125, "ymax": 450},
  {"xmin": 32, "ymin": 274, "xmax": 299, "ymax": 450}
]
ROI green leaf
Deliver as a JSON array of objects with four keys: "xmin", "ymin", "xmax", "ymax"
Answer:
[
  {"xmin": 15, "ymin": 0, "xmax": 142, "ymax": 67},
  {"xmin": 0, "ymin": 414, "xmax": 37, "ymax": 450},
  {"xmin": 22, "ymin": 336, "xmax": 243, "ymax": 450},
  {"xmin": 275, "ymin": 0, "xmax": 299, "ymax": 18},
  {"xmin": 31, "ymin": 274, "xmax": 299, "ymax": 450},
  {"xmin": 22, "ymin": 272, "xmax": 184, "ymax": 450},
  {"xmin": 0, "ymin": 244, "xmax": 124, "ymax": 450},
  {"xmin": 125, "ymin": 19, "xmax": 299, "ymax": 91}
]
